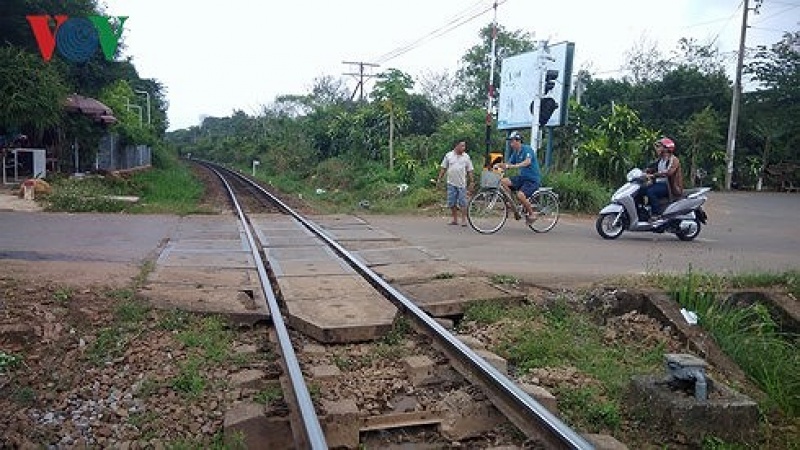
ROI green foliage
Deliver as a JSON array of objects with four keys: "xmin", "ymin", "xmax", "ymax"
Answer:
[
  {"xmin": 53, "ymin": 287, "xmax": 74, "ymax": 304},
  {"xmin": 254, "ymin": 385, "xmax": 284, "ymax": 405},
  {"xmin": 543, "ymin": 170, "xmax": 609, "ymax": 213},
  {"xmin": 87, "ymin": 327, "xmax": 126, "ymax": 364},
  {"xmin": 575, "ymin": 104, "xmax": 659, "ymax": 186},
  {"xmin": 0, "ymin": 47, "xmax": 68, "ymax": 134},
  {"xmin": 45, "ymin": 176, "xmax": 134, "ymax": 213},
  {"xmin": 100, "ymin": 80, "xmax": 156, "ymax": 146},
  {"xmin": 171, "ymin": 356, "xmax": 207, "ymax": 397},
  {"xmin": 455, "ymin": 23, "xmax": 536, "ymax": 110},
  {"xmin": 0, "ymin": 351, "xmax": 23, "ymax": 373},
  {"xmin": 462, "ymin": 300, "xmax": 513, "ymax": 325},
  {"xmin": 557, "ymin": 386, "xmax": 622, "ymax": 431},
  {"xmin": 670, "ymin": 271, "xmax": 800, "ymax": 416},
  {"xmin": 114, "ymin": 298, "xmax": 149, "ymax": 324},
  {"xmin": 176, "ymin": 316, "xmax": 232, "ymax": 364}
]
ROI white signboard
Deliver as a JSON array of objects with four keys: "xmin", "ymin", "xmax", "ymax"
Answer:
[{"xmin": 497, "ymin": 42, "xmax": 575, "ymax": 130}]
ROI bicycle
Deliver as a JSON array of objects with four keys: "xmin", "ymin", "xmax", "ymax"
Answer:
[{"xmin": 467, "ymin": 168, "xmax": 559, "ymax": 234}]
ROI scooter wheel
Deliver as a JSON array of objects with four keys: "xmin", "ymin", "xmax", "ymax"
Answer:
[
  {"xmin": 596, "ymin": 213, "xmax": 625, "ymax": 239},
  {"xmin": 675, "ymin": 220, "xmax": 701, "ymax": 241}
]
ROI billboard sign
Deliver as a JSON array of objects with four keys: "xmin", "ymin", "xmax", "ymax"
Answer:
[{"xmin": 497, "ymin": 42, "xmax": 575, "ymax": 130}]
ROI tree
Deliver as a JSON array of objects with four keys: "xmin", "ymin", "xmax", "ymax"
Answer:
[
  {"xmin": 308, "ymin": 75, "xmax": 350, "ymax": 108},
  {"xmin": 454, "ymin": 23, "xmax": 535, "ymax": 110},
  {"xmin": 671, "ymin": 37, "xmax": 726, "ymax": 75},
  {"xmin": 623, "ymin": 34, "xmax": 666, "ymax": 84},
  {"xmin": 744, "ymin": 30, "xmax": 800, "ymax": 165},
  {"xmin": 0, "ymin": 46, "xmax": 67, "ymax": 141},
  {"xmin": 680, "ymin": 106, "xmax": 723, "ymax": 187},
  {"xmin": 371, "ymin": 68, "xmax": 414, "ymax": 171},
  {"xmin": 416, "ymin": 69, "xmax": 458, "ymax": 111}
]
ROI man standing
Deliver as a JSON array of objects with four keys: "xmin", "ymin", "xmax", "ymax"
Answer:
[
  {"xmin": 498, "ymin": 131, "xmax": 541, "ymax": 224},
  {"xmin": 436, "ymin": 140, "xmax": 475, "ymax": 226}
]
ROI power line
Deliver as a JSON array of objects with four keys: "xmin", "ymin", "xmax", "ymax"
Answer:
[{"xmin": 372, "ymin": 0, "xmax": 505, "ymax": 65}]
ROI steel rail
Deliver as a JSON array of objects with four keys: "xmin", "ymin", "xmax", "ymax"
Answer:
[
  {"xmin": 216, "ymin": 164, "xmax": 594, "ymax": 449},
  {"xmin": 209, "ymin": 165, "xmax": 327, "ymax": 450}
]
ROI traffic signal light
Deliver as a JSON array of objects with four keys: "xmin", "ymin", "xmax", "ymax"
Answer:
[
  {"xmin": 539, "ymin": 98, "xmax": 558, "ymax": 126},
  {"xmin": 543, "ymin": 69, "xmax": 559, "ymax": 95}
]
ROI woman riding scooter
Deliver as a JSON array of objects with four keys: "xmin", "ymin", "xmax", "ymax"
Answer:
[{"xmin": 643, "ymin": 137, "xmax": 683, "ymax": 220}]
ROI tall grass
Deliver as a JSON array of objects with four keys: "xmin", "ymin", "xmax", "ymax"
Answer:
[{"xmin": 671, "ymin": 271, "xmax": 799, "ymax": 416}]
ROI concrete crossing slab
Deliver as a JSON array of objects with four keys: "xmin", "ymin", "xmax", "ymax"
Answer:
[
  {"xmin": 147, "ymin": 266, "xmax": 258, "ymax": 286},
  {"xmin": 157, "ymin": 247, "xmax": 254, "ymax": 268},
  {"xmin": 268, "ymin": 258, "xmax": 355, "ymax": 277},
  {"xmin": 353, "ymin": 246, "xmax": 446, "ymax": 266},
  {"xmin": 396, "ymin": 278, "xmax": 524, "ymax": 317},
  {"xmin": 141, "ymin": 284, "xmax": 269, "ymax": 325},
  {"xmin": 370, "ymin": 261, "xmax": 471, "ymax": 284}
]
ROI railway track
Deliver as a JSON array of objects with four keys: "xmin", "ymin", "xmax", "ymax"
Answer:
[{"xmin": 194, "ymin": 160, "xmax": 595, "ymax": 449}]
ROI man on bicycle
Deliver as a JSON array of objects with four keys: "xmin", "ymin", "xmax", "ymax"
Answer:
[{"xmin": 497, "ymin": 131, "xmax": 541, "ymax": 224}]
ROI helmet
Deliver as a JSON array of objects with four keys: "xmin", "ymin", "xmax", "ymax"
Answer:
[{"xmin": 657, "ymin": 137, "xmax": 675, "ymax": 151}]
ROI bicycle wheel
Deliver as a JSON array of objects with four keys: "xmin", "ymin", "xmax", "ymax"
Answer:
[
  {"xmin": 527, "ymin": 189, "xmax": 559, "ymax": 233},
  {"xmin": 468, "ymin": 189, "xmax": 508, "ymax": 234}
]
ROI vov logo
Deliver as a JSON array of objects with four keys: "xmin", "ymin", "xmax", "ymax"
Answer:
[{"xmin": 26, "ymin": 15, "xmax": 128, "ymax": 63}]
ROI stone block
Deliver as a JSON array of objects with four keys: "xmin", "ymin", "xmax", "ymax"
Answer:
[
  {"xmin": 518, "ymin": 383, "xmax": 558, "ymax": 415},
  {"xmin": 626, "ymin": 375, "xmax": 759, "ymax": 445},
  {"xmin": 583, "ymin": 433, "xmax": 629, "ymax": 450},
  {"xmin": 434, "ymin": 317, "xmax": 454, "ymax": 329},
  {"xmin": 321, "ymin": 398, "xmax": 360, "ymax": 449},
  {"xmin": 440, "ymin": 390, "xmax": 506, "ymax": 440},
  {"xmin": 229, "ymin": 369, "xmax": 266, "ymax": 390},
  {"xmin": 310, "ymin": 364, "xmax": 341, "ymax": 380},
  {"xmin": 223, "ymin": 402, "xmax": 294, "ymax": 449},
  {"xmin": 403, "ymin": 355, "xmax": 438, "ymax": 386},
  {"xmin": 475, "ymin": 349, "xmax": 508, "ymax": 375},
  {"xmin": 455, "ymin": 334, "xmax": 486, "ymax": 350}
]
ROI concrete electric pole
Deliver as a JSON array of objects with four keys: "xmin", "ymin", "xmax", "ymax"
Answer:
[
  {"xmin": 342, "ymin": 61, "xmax": 379, "ymax": 102},
  {"xmin": 724, "ymin": 0, "xmax": 761, "ymax": 190}
]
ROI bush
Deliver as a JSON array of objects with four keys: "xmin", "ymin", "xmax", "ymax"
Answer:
[{"xmin": 543, "ymin": 171, "xmax": 609, "ymax": 214}]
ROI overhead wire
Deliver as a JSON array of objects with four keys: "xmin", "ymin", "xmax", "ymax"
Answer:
[{"xmin": 372, "ymin": 0, "xmax": 506, "ymax": 65}]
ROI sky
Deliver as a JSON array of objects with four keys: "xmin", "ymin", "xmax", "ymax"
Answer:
[{"xmin": 100, "ymin": 0, "xmax": 798, "ymax": 131}]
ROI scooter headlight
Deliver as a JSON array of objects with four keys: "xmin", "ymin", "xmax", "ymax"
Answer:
[{"xmin": 627, "ymin": 168, "xmax": 644, "ymax": 182}]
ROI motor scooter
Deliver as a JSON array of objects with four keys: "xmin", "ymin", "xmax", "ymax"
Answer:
[{"xmin": 596, "ymin": 168, "xmax": 710, "ymax": 241}]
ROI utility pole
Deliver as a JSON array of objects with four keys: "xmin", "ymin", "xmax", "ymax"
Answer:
[
  {"xmin": 483, "ymin": 1, "xmax": 499, "ymax": 168},
  {"xmin": 342, "ymin": 61, "xmax": 379, "ymax": 102},
  {"xmin": 724, "ymin": 0, "xmax": 760, "ymax": 190}
]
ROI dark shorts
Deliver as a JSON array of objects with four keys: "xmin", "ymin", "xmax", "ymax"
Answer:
[{"xmin": 509, "ymin": 176, "xmax": 540, "ymax": 198}]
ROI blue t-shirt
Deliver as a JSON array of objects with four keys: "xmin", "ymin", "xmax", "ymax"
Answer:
[{"xmin": 508, "ymin": 144, "xmax": 541, "ymax": 182}]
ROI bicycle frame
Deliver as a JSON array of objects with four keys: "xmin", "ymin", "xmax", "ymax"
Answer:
[{"xmin": 467, "ymin": 183, "xmax": 559, "ymax": 235}]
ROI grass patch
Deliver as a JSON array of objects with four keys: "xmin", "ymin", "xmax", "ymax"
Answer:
[
  {"xmin": 11, "ymin": 386, "xmax": 36, "ymax": 405},
  {"xmin": 462, "ymin": 296, "xmax": 665, "ymax": 434},
  {"xmin": 158, "ymin": 309, "xmax": 192, "ymax": 331},
  {"xmin": 171, "ymin": 356, "xmax": 207, "ymax": 397},
  {"xmin": 254, "ymin": 385, "xmax": 284, "ymax": 405},
  {"xmin": 670, "ymin": 271, "xmax": 800, "ymax": 416},
  {"xmin": 462, "ymin": 299, "xmax": 515, "ymax": 325},
  {"xmin": 176, "ymin": 315, "xmax": 232, "ymax": 363},
  {"xmin": 489, "ymin": 274, "xmax": 519, "ymax": 285},
  {"xmin": 113, "ymin": 298, "xmax": 150, "ymax": 324},
  {"xmin": 0, "ymin": 351, "xmax": 24, "ymax": 373},
  {"xmin": 52, "ymin": 287, "xmax": 73, "ymax": 304}
]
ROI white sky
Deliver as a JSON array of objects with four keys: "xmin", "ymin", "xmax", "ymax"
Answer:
[{"xmin": 100, "ymin": 0, "xmax": 798, "ymax": 131}]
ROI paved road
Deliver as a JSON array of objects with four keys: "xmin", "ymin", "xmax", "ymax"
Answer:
[
  {"xmin": 361, "ymin": 192, "xmax": 800, "ymax": 285},
  {"xmin": 0, "ymin": 192, "xmax": 797, "ymax": 286}
]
